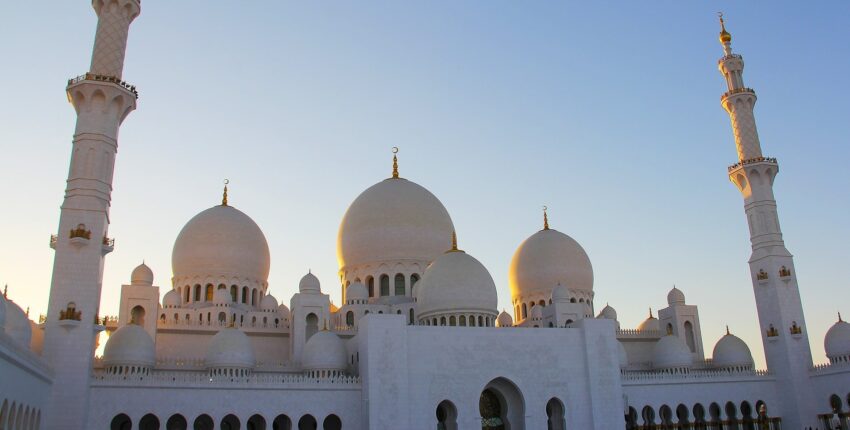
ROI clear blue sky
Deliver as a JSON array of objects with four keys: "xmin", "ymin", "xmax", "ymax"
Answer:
[{"xmin": 1, "ymin": 2, "xmax": 848, "ymax": 367}]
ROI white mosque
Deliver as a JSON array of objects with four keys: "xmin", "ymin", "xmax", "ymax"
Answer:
[{"xmin": 1, "ymin": 2, "xmax": 849, "ymax": 430}]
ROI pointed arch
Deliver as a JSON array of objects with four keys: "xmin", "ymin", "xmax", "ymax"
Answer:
[
  {"xmin": 546, "ymin": 397, "xmax": 566, "ymax": 430},
  {"xmin": 481, "ymin": 377, "xmax": 525, "ymax": 430},
  {"xmin": 436, "ymin": 400, "xmax": 458, "ymax": 430}
]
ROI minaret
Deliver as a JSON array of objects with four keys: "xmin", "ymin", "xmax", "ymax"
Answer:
[
  {"xmin": 718, "ymin": 15, "xmax": 816, "ymax": 428},
  {"xmin": 42, "ymin": 1, "xmax": 141, "ymax": 429}
]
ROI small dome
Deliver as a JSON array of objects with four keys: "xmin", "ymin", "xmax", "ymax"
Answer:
[
  {"xmin": 131, "ymin": 263, "xmax": 154, "ymax": 286},
  {"xmin": 712, "ymin": 331, "xmax": 754, "ymax": 369},
  {"xmin": 302, "ymin": 330, "xmax": 347, "ymax": 372},
  {"xmin": 550, "ymin": 284, "xmax": 569, "ymax": 302},
  {"xmin": 597, "ymin": 304, "xmax": 618, "ymax": 321},
  {"xmin": 825, "ymin": 318, "xmax": 850, "ymax": 360},
  {"xmin": 299, "ymin": 272, "xmax": 321, "ymax": 294},
  {"xmin": 667, "ymin": 287, "xmax": 686, "ymax": 305},
  {"xmin": 337, "ymin": 178, "xmax": 454, "ymax": 272},
  {"xmin": 652, "ymin": 335, "xmax": 693, "ymax": 369},
  {"xmin": 346, "ymin": 282, "xmax": 369, "ymax": 301},
  {"xmin": 415, "ymin": 250, "xmax": 498, "ymax": 318},
  {"xmin": 205, "ymin": 328, "xmax": 255, "ymax": 369},
  {"xmin": 103, "ymin": 324, "xmax": 156, "ymax": 368},
  {"xmin": 530, "ymin": 305, "xmax": 543, "ymax": 321},
  {"xmin": 278, "ymin": 303, "xmax": 291, "ymax": 320},
  {"xmin": 618, "ymin": 341, "xmax": 629, "ymax": 369},
  {"xmin": 162, "ymin": 290, "xmax": 181, "ymax": 308},
  {"xmin": 496, "ymin": 310, "xmax": 513, "ymax": 328},
  {"xmin": 3, "ymin": 298, "xmax": 31, "ymax": 346},
  {"xmin": 637, "ymin": 311, "xmax": 660, "ymax": 332},
  {"xmin": 212, "ymin": 288, "xmax": 231, "ymax": 305},
  {"xmin": 172, "ymin": 205, "xmax": 270, "ymax": 286},
  {"xmin": 260, "ymin": 294, "xmax": 278, "ymax": 311},
  {"xmin": 509, "ymin": 228, "xmax": 593, "ymax": 303}
]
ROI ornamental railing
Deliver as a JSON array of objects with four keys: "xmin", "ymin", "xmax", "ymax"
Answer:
[
  {"xmin": 720, "ymin": 87, "xmax": 755, "ymax": 100},
  {"xmin": 621, "ymin": 368, "xmax": 771, "ymax": 382},
  {"xmin": 67, "ymin": 73, "xmax": 139, "ymax": 99},
  {"xmin": 91, "ymin": 369, "xmax": 361, "ymax": 387},
  {"xmin": 629, "ymin": 417, "xmax": 781, "ymax": 430},
  {"xmin": 717, "ymin": 53, "xmax": 744, "ymax": 64},
  {"xmin": 727, "ymin": 156, "xmax": 777, "ymax": 172}
]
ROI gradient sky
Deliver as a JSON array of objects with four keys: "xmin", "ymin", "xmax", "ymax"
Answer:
[{"xmin": 1, "ymin": 2, "xmax": 848, "ymax": 368}]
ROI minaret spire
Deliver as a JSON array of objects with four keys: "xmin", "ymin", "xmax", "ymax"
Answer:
[
  {"xmin": 543, "ymin": 205, "xmax": 549, "ymax": 230},
  {"xmin": 42, "ymin": 1, "xmax": 141, "ymax": 429},
  {"xmin": 718, "ymin": 16, "xmax": 817, "ymax": 429},
  {"xmin": 222, "ymin": 179, "xmax": 229, "ymax": 206}
]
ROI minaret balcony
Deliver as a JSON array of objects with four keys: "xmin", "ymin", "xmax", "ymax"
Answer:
[
  {"xmin": 49, "ymin": 234, "xmax": 58, "ymax": 249},
  {"xmin": 717, "ymin": 53, "xmax": 743, "ymax": 65},
  {"xmin": 728, "ymin": 156, "xmax": 777, "ymax": 172},
  {"xmin": 67, "ymin": 73, "xmax": 139, "ymax": 99},
  {"xmin": 720, "ymin": 87, "xmax": 755, "ymax": 101},
  {"xmin": 102, "ymin": 236, "xmax": 115, "ymax": 255}
]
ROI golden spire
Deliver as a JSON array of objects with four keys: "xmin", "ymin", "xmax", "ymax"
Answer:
[
  {"xmin": 222, "ymin": 179, "xmax": 229, "ymax": 206},
  {"xmin": 718, "ymin": 12, "xmax": 732, "ymax": 45},
  {"xmin": 648, "ymin": 307, "xmax": 654, "ymax": 318},
  {"xmin": 391, "ymin": 147, "xmax": 399, "ymax": 179},
  {"xmin": 543, "ymin": 205, "xmax": 549, "ymax": 230},
  {"xmin": 447, "ymin": 230, "xmax": 464, "ymax": 253}
]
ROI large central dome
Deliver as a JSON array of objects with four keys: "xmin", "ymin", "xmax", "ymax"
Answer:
[
  {"xmin": 337, "ymin": 178, "xmax": 454, "ymax": 270},
  {"xmin": 172, "ymin": 204, "xmax": 270, "ymax": 285}
]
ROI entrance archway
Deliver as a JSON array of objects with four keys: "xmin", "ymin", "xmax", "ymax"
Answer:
[
  {"xmin": 436, "ymin": 400, "xmax": 458, "ymax": 430},
  {"xmin": 546, "ymin": 398, "xmax": 565, "ymax": 430},
  {"xmin": 480, "ymin": 377, "xmax": 525, "ymax": 430}
]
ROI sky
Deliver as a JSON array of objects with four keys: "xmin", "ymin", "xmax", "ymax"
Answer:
[{"xmin": 0, "ymin": 1, "xmax": 848, "ymax": 368}]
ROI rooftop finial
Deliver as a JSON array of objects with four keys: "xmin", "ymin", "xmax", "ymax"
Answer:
[
  {"xmin": 726, "ymin": 325, "xmax": 730, "ymax": 335},
  {"xmin": 839, "ymin": 312, "xmax": 844, "ymax": 322},
  {"xmin": 451, "ymin": 231, "xmax": 458, "ymax": 251},
  {"xmin": 391, "ymin": 147, "xmax": 399, "ymax": 179},
  {"xmin": 648, "ymin": 307, "xmax": 653, "ymax": 318},
  {"xmin": 718, "ymin": 12, "xmax": 732, "ymax": 46},
  {"xmin": 543, "ymin": 205, "xmax": 549, "ymax": 230},
  {"xmin": 222, "ymin": 179, "xmax": 229, "ymax": 206}
]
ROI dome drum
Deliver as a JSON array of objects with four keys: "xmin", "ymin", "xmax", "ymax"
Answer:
[{"xmin": 418, "ymin": 312, "xmax": 497, "ymax": 328}]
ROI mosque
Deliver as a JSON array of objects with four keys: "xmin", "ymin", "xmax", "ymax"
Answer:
[{"xmin": 1, "ymin": 2, "xmax": 849, "ymax": 430}]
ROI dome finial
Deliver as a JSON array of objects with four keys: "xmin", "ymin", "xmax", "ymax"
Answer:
[
  {"xmin": 648, "ymin": 307, "xmax": 653, "ymax": 318},
  {"xmin": 391, "ymin": 147, "xmax": 399, "ymax": 179},
  {"xmin": 839, "ymin": 312, "xmax": 843, "ymax": 322},
  {"xmin": 726, "ymin": 325, "xmax": 730, "ymax": 335},
  {"xmin": 447, "ymin": 230, "xmax": 464, "ymax": 253},
  {"xmin": 222, "ymin": 179, "xmax": 230, "ymax": 206},
  {"xmin": 718, "ymin": 12, "xmax": 732, "ymax": 46},
  {"xmin": 3, "ymin": 284, "xmax": 6, "ymax": 298},
  {"xmin": 543, "ymin": 205, "xmax": 549, "ymax": 230}
]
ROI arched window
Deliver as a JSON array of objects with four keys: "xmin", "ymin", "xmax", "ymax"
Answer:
[
  {"xmin": 297, "ymin": 415, "xmax": 317, "ymax": 430},
  {"xmin": 676, "ymin": 404, "xmax": 690, "ymax": 427},
  {"xmin": 436, "ymin": 400, "xmax": 458, "ymax": 430},
  {"xmin": 470, "ymin": 315, "xmax": 476, "ymax": 327},
  {"xmin": 641, "ymin": 406, "xmax": 656, "ymax": 428},
  {"xmin": 346, "ymin": 311, "xmax": 354, "ymax": 326},
  {"xmin": 449, "ymin": 316, "xmax": 456, "ymax": 326},
  {"xmin": 440, "ymin": 316, "xmax": 446, "ymax": 326},
  {"xmin": 522, "ymin": 303, "xmax": 528, "ymax": 319},
  {"xmin": 194, "ymin": 285, "xmax": 201, "ymax": 302},
  {"xmin": 725, "ymin": 401, "xmax": 738, "ymax": 425},
  {"xmin": 459, "ymin": 315, "xmax": 467, "ymax": 326},
  {"xmin": 684, "ymin": 321, "xmax": 696, "ymax": 352},
  {"xmin": 110, "ymin": 413, "xmax": 132, "ymax": 430},
  {"xmin": 693, "ymin": 404, "xmax": 706, "ymax": 426},
  {"xmin": 432, "ymin": 318, "xmax": 437, "ymax": 326},
  {"xmin": 306, "ymin": 313, "xmax": 319, "ymax": 341},
  {"xmin": 322, "ymin": 414, "xmax": 341, "ymax": 430},
  {"xmin": 220, "ymin": 414, "xmax": 240, "ymax": 430},
  {"xmin": 230, "ymin": 285, "xmax": 238, "ymax": 302},
  {"xmin": 272, "ymin": 414, "xmax": 292, "ymax": 430},
  {"xmin": 248, "ymin": 414, "xmax": 266, "ymax": 430},
  {"xmin": 184, "ymin": 287, "xmax": 190, "ymax": 303},
  {"xmin": 218, "ymin": 312, "xmax": 226, "ymax": 323},
  {"xmin": 709, "ymin": 403, "xmax": 722, "ymax": 425},
  {"xmin": 409, "ymin": 308, "xmax": 415, "ymax": 325},
  {"xmin": 166, "ymin": 414, "xmax": 188, "ymax": 430},
  {"xmin": 410, "ymin": 273, "xmax": 420, "ymax": 294},
  {"xmin": 478, "ymin": 316, "xmax": 484, "ymax": 327},
  {"xmin": 252, "ymin": 289, "xmax": 258, "ymax": 306},
  {"xmin": 394, "ymin": 273, "xmax": 405, "ymax": 296},
  {"xmin": 366, "ymin": 276, "xmax": 375, "ymax": 297},
  {"xmin": 193, "ymin": 414, "xmax": 214, "ymax": 430},
  {"xmin": 139, "ymin": 414, "xmax": 160, "ymax": 430},
  {"xmin": 217, "ymin": 283, "xmax": 226, "ymax": 290},
  {"xmin": 539, "ymin": 300, "xmax": 546, "ymax": 307},
  {"xmin": 380, "ymin": 275, "xmax": 390, "ymax": 296},
  {"xmin": 131, "ymin": 305, "xmax": 146, "ymax": 325},
  {"xmin": 205, "ymin": 284, "xmax": 214, "ymax": 301},
  {"xmin": 546, "ymin": 398, "xmax": 566, "ymax": 430},
  {"xmin": 242, "ymin": 287, "xmax": 249, "ymax": 304},
  {"xmin": 830, "ymin": 394, "xmax": 843, "ymax": 413}
]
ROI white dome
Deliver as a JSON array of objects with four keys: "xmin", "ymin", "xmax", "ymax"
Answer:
[
  {"xmin": 712, "ymin": 331, "xmax": 754, "ymax": 369},
  {"xmin": 496, "ymin": 310, "xmax": 513, "ymax": 328},
  {"xmin": 618, "ymin": 341, "xmax": 629, "ymax": 369},
  {"xmin": 346, "ymin": 282, "xmax": 369, "ymax": 301},
  {"xmin": 825, "ymin": 319, "xmax": 850, "ymax": 360},
  {"xmin": 299, "ymin": 272, "xmax": 321, "ymax": 294},
  {"xmin": 637, "ymin": 312, "xmax": 660, "ymax": 332},
  {"xmin": 172, "ymin": 205, "xmax": 270, "ymax": 286},
  {"xmin": 278, "ymin": 303, "xmax": 291, "ymax": 319},
  {"xmin": 162, "ymin": 289, "xmax": 181, "ymax": 308},
  {"xmin": 652, "ymin": 335, "xmax": 693, "ymax": 369},
  {"xmin": 530, "ymin": 305, "xmax": 543, "ymax": 321},
  {"xmin": 205, "ymin": 328, "xmax": 255, "ymax": 369},
  {"xmin": 302, "ymin": 330, "xmax": 347, "ymax": 372},
  {"xmin": 3, "ymin": 298, "xmax": 31, "ymax": 346},
  {"xmin": 667, "ymin": 287, "xmax": 686, "ymax": 305},
  {"xmin": 260, "ymin": 294, "xmax": 278, "ymax": 311},
  {"xmin": 131, "ymin": 263, "xmax": 154, "ymax": 286},
  {"xmin": 103, "ymin": 324, "xmax": 156, "ymax": 368},
  {"xmin": 213, "ymin": 288, "xmax": 231, "ymax": 305},
  {"xmin": 415, "ymin": 250, "xmax": 498, "ymax": 318},
  {"xmin": 597, "ymin": 304, "xmax": 618, "ymax": 321},
  {"xmin": 551, "ymin": 284, "xmax": 570, "ymax": 302},
  {"xmin": 509, "ymin": 228, "xmax": 593, "ymax": 302},
  {"xmin": 337, "ymin": 178, "xmax": 454, "ymax": 271}
]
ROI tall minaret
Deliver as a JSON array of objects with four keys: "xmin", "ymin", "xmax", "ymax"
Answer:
[
  {"xmin": 718, "ymin": 15, "xmax": 816, "ymax": 429},
  {"xmin": 41, "ymin": 1, "xmax": 141, "ymax": 429}
]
